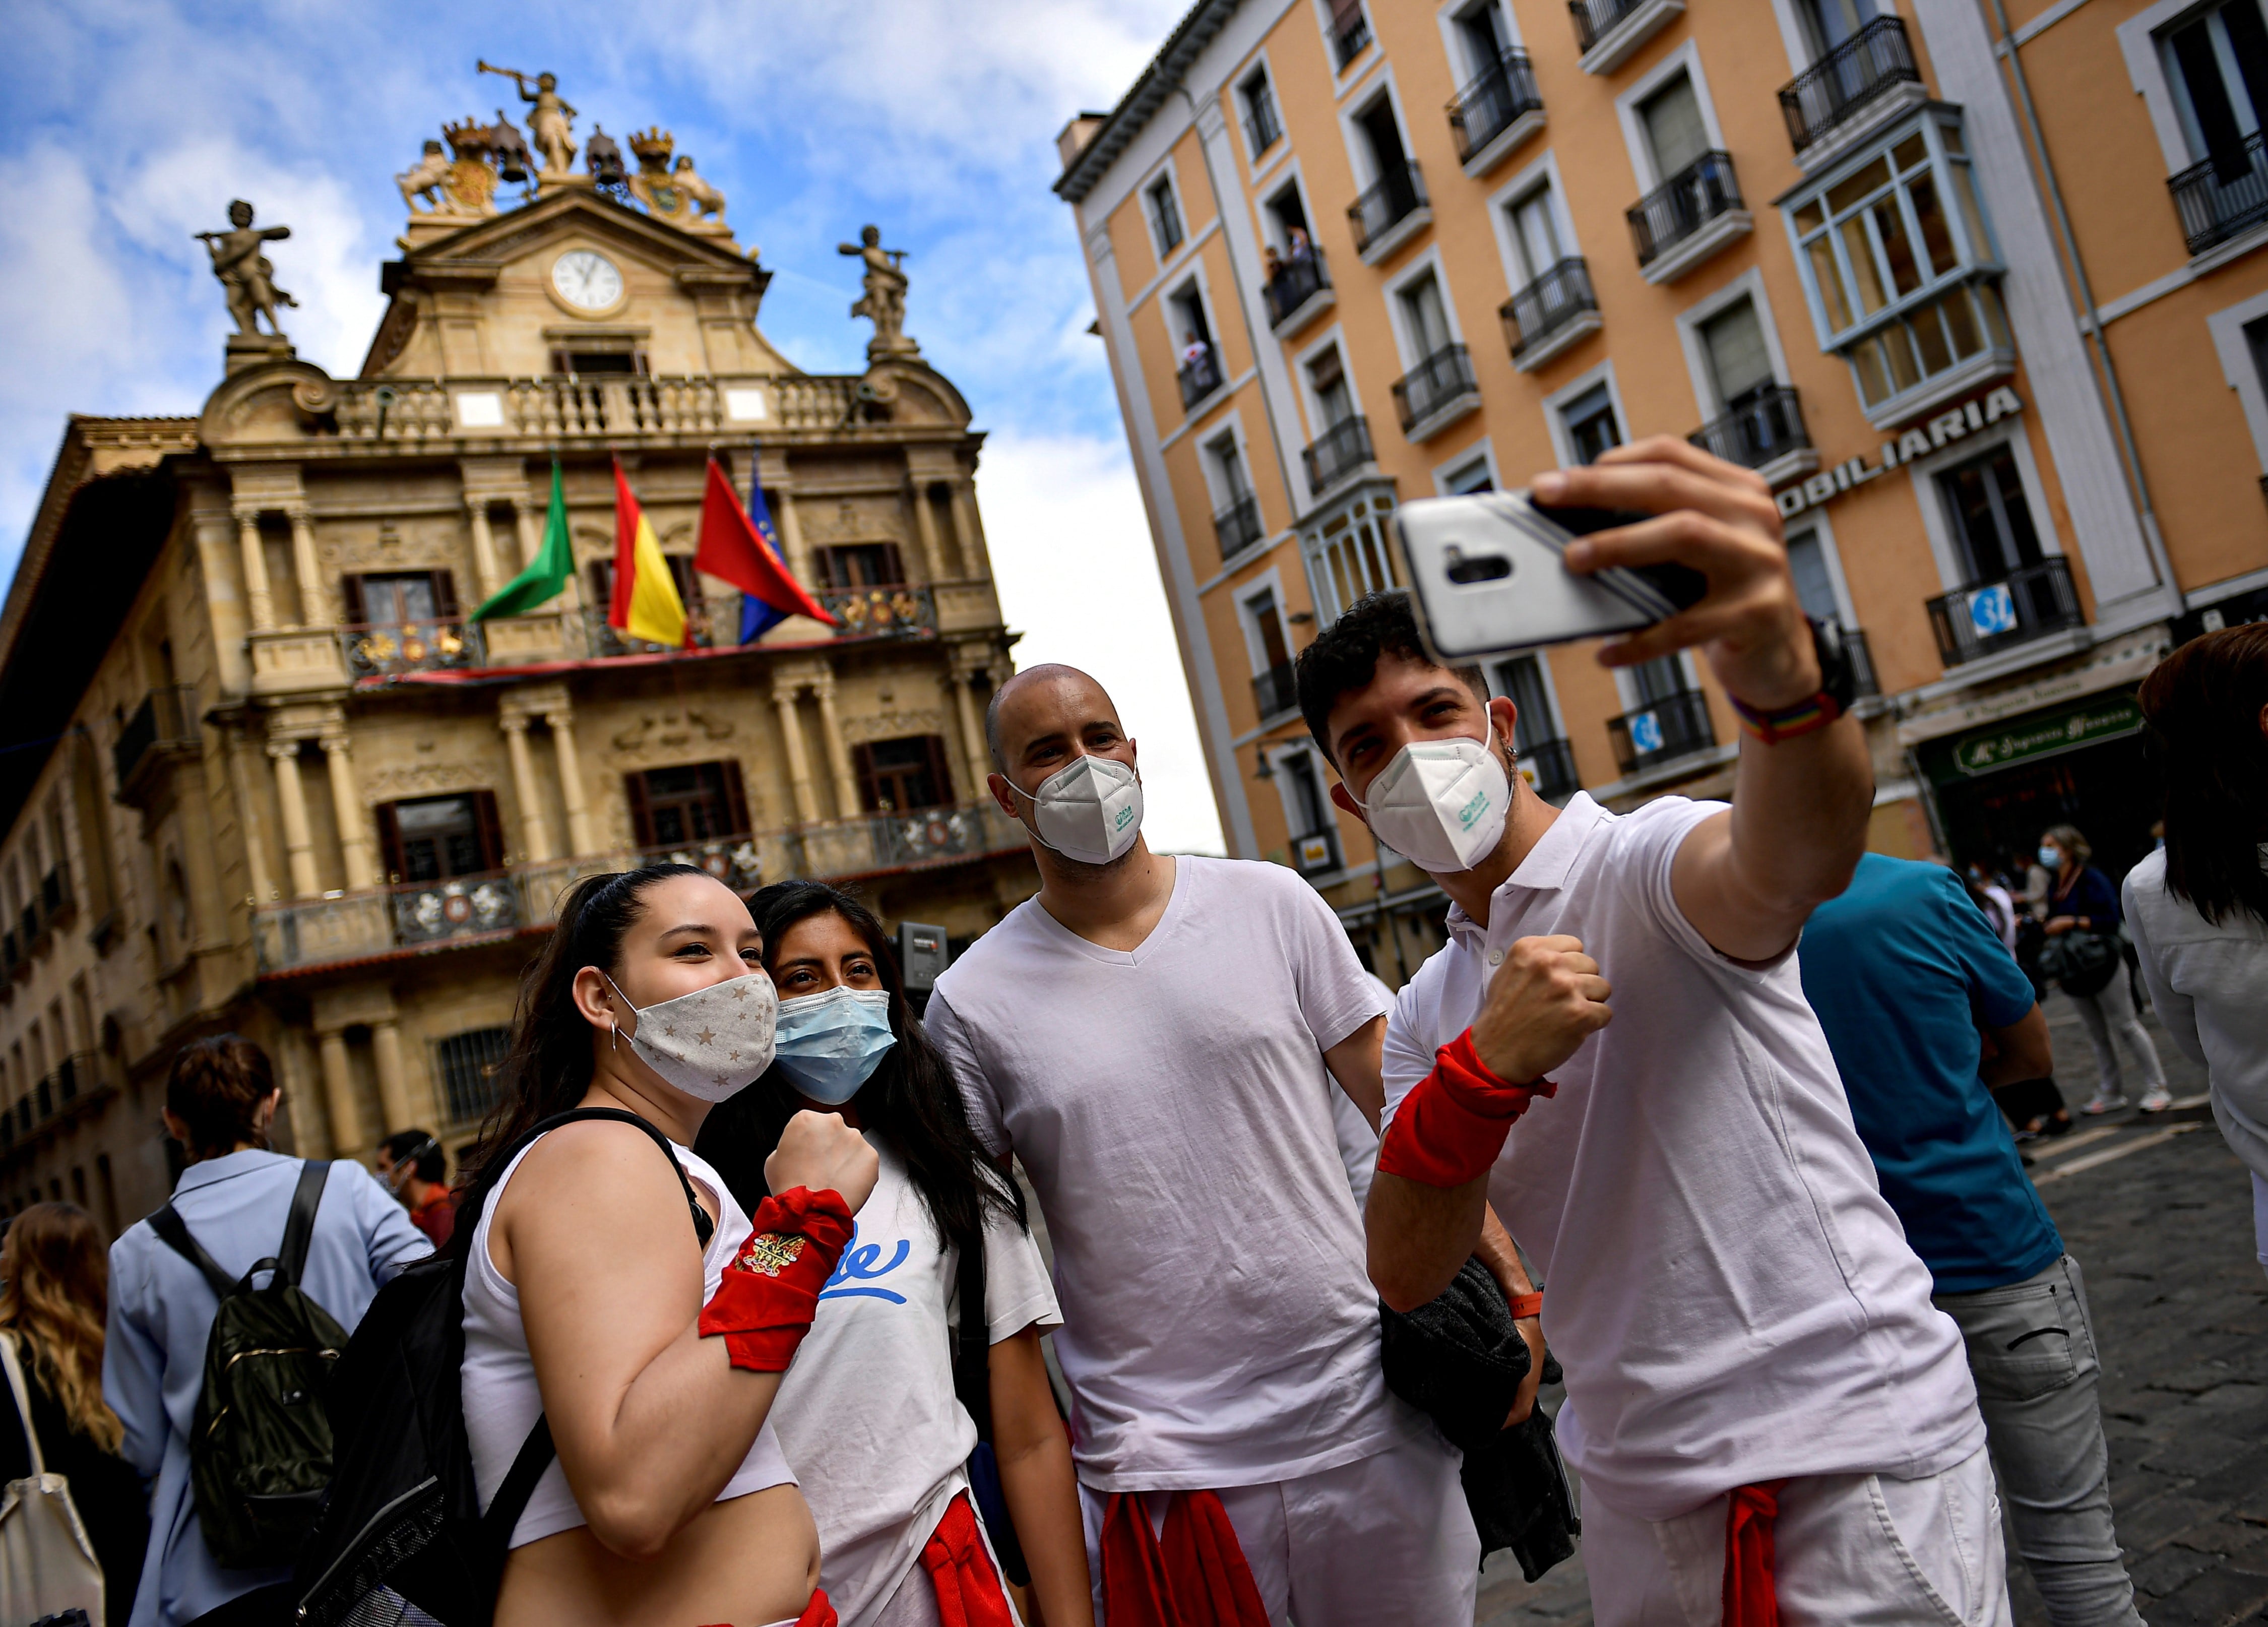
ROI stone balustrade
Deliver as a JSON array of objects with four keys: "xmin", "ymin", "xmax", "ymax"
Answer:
[{"xmin": 326, "ymin": 373, "xmax": 865, "ymax": 443}]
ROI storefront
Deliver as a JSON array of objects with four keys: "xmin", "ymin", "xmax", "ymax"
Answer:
[{"xmin": 1915, "ymin": 690, "xmax": 2157, "ymax": 884}]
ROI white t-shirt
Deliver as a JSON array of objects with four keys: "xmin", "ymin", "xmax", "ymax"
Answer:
[
  {"xmin": 768, "ymin": 1137, "xmax": 1060, "ymax": 1627},
  {"xmin": 927, "ymin": 855, "xmax": 1409, "ymax": 1492},
  {"xmin": 1382, "ymin": 794, "xmax": 1982, "ymax": 1522}
]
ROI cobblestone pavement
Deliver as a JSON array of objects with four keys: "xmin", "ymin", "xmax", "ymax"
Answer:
[{"xmin": 1478, "ymin": 989, "xmax": 2268, "ymax": 1626}]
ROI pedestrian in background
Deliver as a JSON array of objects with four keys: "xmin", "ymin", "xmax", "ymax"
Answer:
[
  {"xmin": 2040, "ymin": 825, "xmax": 2170, "ymax": 1115},
  {"xmin": 103, "ymin": 1037, "xmax": 429, "ymax": 1627},
  {"xmin": 2125, "ymin": 623, "xmax": 2268, "ymax": 1275},
  {"xmin": 374, "ymin": 1129, "xmax": 454, "ymax": 1248},
  {"xmin": 1804, "ymin": 852, "xmax": 2141, "ymax": 1626},
  {"xmin": 0, "ymin": 1203, "xmax": 147, "ymax": 1626}
]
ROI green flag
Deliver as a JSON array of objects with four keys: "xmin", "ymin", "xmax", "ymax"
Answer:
[{"xmin": 472, "ymin": 461, "xmax": 575, "ymax": 620}]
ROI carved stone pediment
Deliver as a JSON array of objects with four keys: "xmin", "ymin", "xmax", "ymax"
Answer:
[
  {"xmin": 609, "ymin": 706, "xmax": 736, "ymax": 764},
  {"xmin": 839, "ymin": 707, "xmax": 946, "ymax": 746},
  {"xmin": 357, "ymin": 760, "xmax": 498, "ymax": 799}
]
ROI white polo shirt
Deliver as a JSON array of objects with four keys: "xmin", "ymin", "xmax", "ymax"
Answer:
[{"xmin": 1382, "ymin": 794, "xmax": 1983, "ymax": 1521}]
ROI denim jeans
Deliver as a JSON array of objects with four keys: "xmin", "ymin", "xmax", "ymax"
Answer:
[{"xmin": 1935, "ymin": 1255, "xmax": 2143, "ymax": 1627}]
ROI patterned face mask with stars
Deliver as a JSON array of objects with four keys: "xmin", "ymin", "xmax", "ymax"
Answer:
[{"xmin": 600, "ymin": 968, "xmax": 779, "ymax": 1103}]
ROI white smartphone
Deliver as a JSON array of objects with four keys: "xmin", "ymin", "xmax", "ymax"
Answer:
[{"xmin": 1394, "ymin": 491, "xmax": 1708, "ymax": 662}]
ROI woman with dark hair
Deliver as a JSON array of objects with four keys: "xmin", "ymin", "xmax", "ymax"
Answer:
[
  {"xmin": 2038, "ymin": 823, "xmax": 2171, "ymax": 1114},
  {"xmin": 2126, "ymin": 622, "xmax": 2268, "ymax": 1273},
  {"xmin": 697, "ymin": 881, "xmax": 1089, "ymax": 1627},
  {"xmin": 455, "ymin": 863, "xmax": 876, "ymax": 1627},
  {"xmin": 0, "ymin": 1202, "xmax": 147, "ymax": 1625},
  {"xmin": 104, "ymin": 1035, "xmax": 428, "ymax": 1626}
]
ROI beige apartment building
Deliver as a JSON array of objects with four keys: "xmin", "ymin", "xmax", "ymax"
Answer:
[
  {"xmin": 1, "ymin": 108, "xmax": 1033, "ymax": 1227},
  {"xmin": 1058, "ymin": 0, "xmax": 2268, "ymax": 979}
]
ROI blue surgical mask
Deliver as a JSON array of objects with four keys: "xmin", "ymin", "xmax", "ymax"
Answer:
[
  {"xmin": 772, "ymin": 986, "xmax": 897, "ymax": 1105},
  {"xmin": 2037, "ymin": 844, "xmax": 2060, "ymax": 869}
]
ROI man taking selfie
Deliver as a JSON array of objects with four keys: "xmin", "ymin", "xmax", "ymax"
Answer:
[{"xmin": 1310, "ymin": 440, "xmax": 2005, "ymax": 1625}]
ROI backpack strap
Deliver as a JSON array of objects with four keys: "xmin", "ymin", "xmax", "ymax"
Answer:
[
  {"xmin": 148, "ymin": 1204, "xmax": 240, "ymax": 1299},
  {"xmin": 481, "ymin": 1416, "xmax": 558, "ymax": 1547},
  {"xmin": 532, "ymin": 1109, "xmax": 713, "ymax": 1248},
  {"xmin": 277, "ymin": 1159, "xmax": 332, "ymax": 1286},
  {"xmin": 950, "ymin": 1221, "xmax": 993, "ymax": 1443}
]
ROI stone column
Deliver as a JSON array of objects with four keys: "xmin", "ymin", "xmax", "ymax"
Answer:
[
  {"xmin": 320, "ymin": 729, "xmax": 377, "ymax": 890},
  {"xmin": 317, "ymin": 1027, "xmax": 363, "ymax": 1156},
  {"xmin": 466, "ymin": 499, "xmax": 502, "ymax": 603},
  {"xmin": 950, "ymin": 660, "xmax": 991, "ymax": 790},
  {"xmin": 950, "ymin": 480, "xmax": 986, "ymax": 578},
  {"xmin": 236, "ymin": 506, "xmax": 276, "ymax": 632},
  {"xmin": 770, "ymin": 681, "xmax": 820, "ymax": 825},
  {"xmin": 908, "ymin": 479, "xmax": 946, "ymax": 583},
  {"xmin": 281, "ymin": 1027, "xmax": 331, "ymax": 1159},
  {"xmin": 499, "ymin": 714, "xmax": 555, "ymax": 862},
  {"xmin": 809, "ymin": 669, "xmax": 861, "ymax": 820},
  {"xmin": 268, "ymin": 741, "xmax": 320, "ymax": 899},
  {"xmin": 511, "ymin": 496, "xmax": 539, "ymax": 577},
  {"xmin": 773, "ymin": 487, "xmax": 815, "ymax": 588},
  {"xmin": 226, "ymin": 733, "xmax": 277, "ymax": 904},
  {"xmin": 544, "ymin": 708, "xmax": 597, "ymax": 856},
  {"xmin": 287, "ymin": 506, "xmax": 327, "ymax": 627},
  {"xmin": 370, "ymin": 1019, "xmax": 413, "ymax": 1133}
]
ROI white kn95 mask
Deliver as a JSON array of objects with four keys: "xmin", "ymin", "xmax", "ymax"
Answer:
[
  {"xmin": 1352, "ymin": 727, "xmax": 1510, "ymax": 875},
  {"xmin": 1005, "ymin": 754, "xmax": 1145, "ymax": 866}
]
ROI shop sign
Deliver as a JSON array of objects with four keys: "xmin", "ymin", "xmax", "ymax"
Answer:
[
  {"xmin": 1775, "ymin": 386, "xmax": 2025, "ymax": 520},
  {"xmin": 1946, "ymin": 693, "xmax": 2143, "ymax": 778}
]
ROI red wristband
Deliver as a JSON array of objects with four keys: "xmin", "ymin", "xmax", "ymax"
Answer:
[
  {"xmin": 1376, "ymin": 1029, "xmax": 1554, "ymax": 1190},
  {"xmin": 1505, "ymin": 1291, "xmax": 1543, "ymax": 1320},
  {"xmin": 698, "ymin": 1186, "xmax": 855, "ymax": 1372}
]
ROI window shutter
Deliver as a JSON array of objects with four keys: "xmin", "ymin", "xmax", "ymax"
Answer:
[
  {"xmin": 340, "ymin": 575, "xmax": 367, "ymax": 628},
  {"xmin": 373, "ymin": 802, "xmax": 406, "ymax": 884},
  {"xmin": 852, "ymin": 743, "xmax": 880, "ymax": 814},
  {"xmin": 429, "ymin": 571, "xmax": 460, "ymax": 620},
  {"xmin": 880, "ymin": 542, "xmax": 907, "ymax": 586},
  {"xmin": 719, "ymin": 761, "xmax": 750, "ymax": 837},
  {"xmin": 922, "ymin": 734, "xmax": 954, "ymax": 808},
  {"xmin": 625, "ymin": 774, "xmax": 655, "ymax": 848},
  {"xmin": 471, "ymin": 790, "xmax": 506, "ymax": 871},
  {"xmin": 587, "ymin": 561, "xmax": 614, "ymax": 609}
]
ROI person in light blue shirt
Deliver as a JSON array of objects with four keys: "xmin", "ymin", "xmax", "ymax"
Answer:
[
  {"xmin": 103, "ymin": 1036, "xmax": 428, "ymax": 1627},
  {"xmin": 1802, "ymin": 853, "xmax": 2141, "ymax": 1627}
]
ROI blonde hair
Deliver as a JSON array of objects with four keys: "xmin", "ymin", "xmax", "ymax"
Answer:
[{"xmin": 0, "ymin": 1204, "xmax": 124, "ymax": 1451}]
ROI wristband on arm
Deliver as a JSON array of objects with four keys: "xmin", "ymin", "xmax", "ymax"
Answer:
[
  {"xmin": 1375, "ymin": 1029, "xmax": 1555, "ymax": 1190},
  {"xmin": 698, "ymin": 1186, "xmax": 855, "ymax": 1372}
]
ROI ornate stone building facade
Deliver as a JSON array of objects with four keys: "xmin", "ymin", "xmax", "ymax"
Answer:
[{"xmin": 2, "ymin": 112, "xmax": 1032, "ymax": 1228}]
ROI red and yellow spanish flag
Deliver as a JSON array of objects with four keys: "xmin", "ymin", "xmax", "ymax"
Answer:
[{"xmin": 609, "ymin": 458, "xmax": 687, "ymax": 648}]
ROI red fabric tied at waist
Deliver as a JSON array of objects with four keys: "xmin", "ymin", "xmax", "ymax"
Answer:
[
  {"xmin": 1375, "ymin": 1029, "xmax": 1555, "ymax": 1190},
  {"xmin": 694, "ymin": 1586, "xmax": 835, "ymax": 1627},
  {"xmin": 920, "ymin": 1492, "xmax": 1017, "ymax": 1627},
  {"xmin": 1100, "ymin": 1489, "xmax": 1271, "ymax": 1627},
  {"xmin": 1722, "ymin": 1479, "xmax": 1790, "ymax": 1627},
  {"xmin": 698, "ymin": 1186, "xmax": 855, "ymax": 1372}
]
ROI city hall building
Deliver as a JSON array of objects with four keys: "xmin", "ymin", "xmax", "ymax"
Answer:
[
  {"xmin": 1057, "ymin": 0, "xmax": 2267, "ymax": 977},
  {"xmin": 1, "ymin": 107, "xmax": 1032, "ymax": 1225}
]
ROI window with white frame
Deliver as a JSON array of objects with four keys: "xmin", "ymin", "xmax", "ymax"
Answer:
[
  {"xmin": 1207, "ymin": 432, "xmax": 1252, "ymax": 502},
  {"xmin": 1396, "ymin": 272, "xmax": 1455, "ymax": 362},
  {"xmin": 1209, "ymin": 433, "xmax": 1264, "ymax": 559},
  {"xmin": 1559, "ymin": 383, "xmax": 1623, "ymax": 464},
  {"xmin": 1444, "ymin": 455, "xmax": 1494, "ymax": 493},
  {"xmin": 1505, "ymin": 184, "xmax": 1568, "ymax": 287},
  {"xmin": 1300, "ymin": 487, "xmax": 1400, "ymax": 623},
  {"xmin": 2164, "ymin": 0, "xmax": 2268, "ymax": 165},
  {"xmin": 1241, "ymin": 68, "xmax": 1284, "ymax": 156},
  {"xmin": 1494, "ymin": 653, "xmax": 1578, "ymax": 798},
  {"xmin": 1639, "ymin": 74, "xmax": 1712, "ymax": 181},
  {"xmin": 1936, "ymin": 444, "xmax": 2045, "ymax": 585},
  {"xmin": 1697, "ymin": 298, "xmax": 1776, "ymax": 411},
  {"xmin": 1244, "ymin": 586, "xmax": 1296, "ymax": 676},
  {"xmin": 1785, "ymin": 114, "xmax": 2010, "ymax": 412},
  {"xmin": 1307, "ymin": 345, "xmax": 1357, "ymax": 426},
  {"xmin": 1146, "ymin": 176, "xmax": 1185, "ymax": 256},
  {"xmin": 1784, "ymin": 524, "xmax": 1842, "ymax": 622},
  {"xmin": 1796, "ymin": 0, "xmax": 1879, "ymax": 59}
]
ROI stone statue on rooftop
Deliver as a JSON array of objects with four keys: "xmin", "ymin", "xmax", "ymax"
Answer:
[
  {"xmin": 197, "ymin": 200, "xmax": 296, "ymax": 338},
  {"xmin": 838, "ymin": 225, "xmax": 917, "ymax": 358},
  {"xmin": 397, "ymin": 140, "xmax": 450, "ymax": 212},
  {"xmin": 478, "ymin": 61, "xmax": 577, "ymax": 175},
  {"xmin": 672, "ymin": 155, "xmax": 726, "ymax": 222}
]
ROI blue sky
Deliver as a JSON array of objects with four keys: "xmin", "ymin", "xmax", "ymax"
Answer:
[{"xmin": 0, "ymin": 0, "xmax": 1230, "ymax": 854}]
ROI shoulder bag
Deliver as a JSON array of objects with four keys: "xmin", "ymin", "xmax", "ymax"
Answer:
[{"xmin": 0, "ymin": 1331, "xmax": 104, "ymax": 1624}]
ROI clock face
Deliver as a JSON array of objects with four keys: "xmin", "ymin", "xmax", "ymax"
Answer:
[{"xmin": 551, "ymin": 250, "xmax": 623, "ymax": 311}]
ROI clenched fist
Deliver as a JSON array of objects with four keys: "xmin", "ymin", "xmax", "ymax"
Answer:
[
  {"xmin": 1470, "ymin": 934, "xmax": 1612, "ymax": 1084},
  {"xmin": 766, "ymin": 1109, "xmax": 880, "ymax": 1214}
]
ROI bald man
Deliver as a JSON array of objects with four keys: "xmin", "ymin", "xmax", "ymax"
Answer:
[{"xmin": 922, "ymin": 666, "xmax": 1499, "ymax": 1624}]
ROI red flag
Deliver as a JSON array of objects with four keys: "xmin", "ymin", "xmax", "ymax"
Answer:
[{"xmin": 694, "ymin": 458, "xmax": 836, "ymax": 640}]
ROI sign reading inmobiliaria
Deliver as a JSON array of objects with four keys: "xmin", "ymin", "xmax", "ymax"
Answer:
[{"xmin": 1774, "ymin": 386, "xmax": 2026, "ymax": 519}]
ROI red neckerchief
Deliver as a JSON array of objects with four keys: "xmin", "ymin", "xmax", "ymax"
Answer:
[{"xmin": 1100, "ymin": 1489, "xmax": 1270, "ymax": 1626}]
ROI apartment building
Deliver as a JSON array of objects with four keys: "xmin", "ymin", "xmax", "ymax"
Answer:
[
  {"xmin": 1057, "ymin": 0, "xmax": 2268, "ymax": 978},
  {"xmin": 1, "ymin": 121, "xmax": 1032, "ymax": 1226}
]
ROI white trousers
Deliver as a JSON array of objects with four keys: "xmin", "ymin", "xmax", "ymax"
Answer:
[
  {"xmin": 1077, "ymin": 1429, "xmax": 1479, "ymax": 1626},
  {"xmin": 1581, "ymin": 1445, "xmax": 2012, "ymax": 1627}
]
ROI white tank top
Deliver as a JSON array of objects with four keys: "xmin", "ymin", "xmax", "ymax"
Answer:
[{"xmin": 462, "ymin": 1129, "xmax": 797, "ymax": 1548}]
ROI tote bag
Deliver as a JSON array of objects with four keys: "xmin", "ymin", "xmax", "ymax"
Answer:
[{"xmin": 0, "ymin": 1331, "xmax": 105, "ymax": 1624}]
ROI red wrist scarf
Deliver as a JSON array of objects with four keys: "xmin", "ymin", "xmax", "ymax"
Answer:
[
  {"xmin": 1100, "ymin": 1489, "xmax": 1270, "ymax": 1626},
  {"xmin": 1375, "ymin": 1029, "xmax": 1555, "ymax": 1189},
  {"xmin": 698, "ymin": 1186, "xmax": 855, "ymax": 1372}
]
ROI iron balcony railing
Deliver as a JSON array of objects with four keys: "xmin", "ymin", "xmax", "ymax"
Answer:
[
  {"xmin": 783, "ymin": 802, "xmax": 1029, "ymax": 882},
  {"xmin": 1519, "ymin": 735, "xmax": 1581, "ymax": 801},
  {"xmin": 2169, "ymin": 130, "xmax": 2268, "ymax": 254},
  {"xmin": 1332, "ymin": 3, "xmax": 1373, "ymax": 67},
  {"xmin": 113, "ymin": 685, "xmax": 201, "ymax": 790},
  {"xmin": 1447, "ymin": 50, "xmax": 1544, "ymax": 163},
  {"xmin": 340, "ymin": 618, "xmax": 486, "ymax": 680},
  {"xmin": 1391, "ymin": 343, "xmax": 1479, "ymax": 434},
  {"xmin": 1264, "ymin": 249, "xmax": 1332, "ymax": 328},
  {"xmin": 1571, "ymin": 0, "xmax": 1649, "ymax": 52},
  {"xmin": 1302, "ymin": 416, "xmax": 1375, "ymax": 493},
  {"xmin": 1608, "ymin": 690, "xmax": 1717, "ymax": 777},
  {"xmin": 1291, "ymin": 825, "xmax": 1343, "ymax": 879},
  {"xmin": 1178, "ymin": 347, "xmax": 1227, "ymax": 412},
  {"xmin": 1499, "ymin": 258, "xmax": 1600, "ymax": 360},
  {"xmin": 582, "ymin": 586, "xmax": 934, "ymax": 657},
  {"xmin": 1777, "ymin": 17, "xmax": 1922, "ymax": 151},
  {"xmin": 1214, "ymin": 494, "xmax": 1266, "ymax": 561},
  {"xmin": 392, "ymin": 870, "xmax": 524, "ymax": 948},
  {"xmin": 1844, "ymin": 627, "xmax": 1881, "ymax": 700},
  {"xmin": 1688, "ymin": 386, "xmax": 1813, "ymax": 470},
  {"xmin": 1347, "ymin": 162, "xmax": 1428, "ymax": 256},
  {"xmin": 1254, "ymin": 661, "xmax": 1300, "ymax": 722},
  {"xmin": 1925, "ymin": 557, "xmax": 2084, "ymax": 668},
  {"xmin": 1244, "ymin": 89, "xmax": 1284, "ymax": 155},
  {"xmin": 1628, "ymin": 151, "xmax": 1745, "ymax": 269},
  {"xmin": 637, "ymin": 835, "xmax": 765, "ymax": 895}
]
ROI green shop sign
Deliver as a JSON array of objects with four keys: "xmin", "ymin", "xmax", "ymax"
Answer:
[{"xmin": 1944, "ymin": 695, "xmax": 2144, "ymax": 779}]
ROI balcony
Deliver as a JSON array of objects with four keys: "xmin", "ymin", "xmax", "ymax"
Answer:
[
  {"xmin": 1177, "ymin": 347, "xmax": 1227, "ymax": 414},
  {"xmin": 817, "ymin": 584, "xmax": 937, "ymax": 640},
  {"xmin": 2169, "ymin": 130, "xmax": 2268, "ymax": 256},
  {"xmin": 1331, "ymin": 4, "xmax": 1373, "ymax": 68},
  {"xmin": 1570, "ymin": 0, "xmax": 1685, "ymax": 72},
  {"xmin": 1347, "ymin": 162, "xmax": 1430, "ymax": 264},
  {"xmin": 1687, "ymin": 386, "xmax": 1817, "ymax": 485},
  {"xmin": 340, "ymin": 618, "xmax": 486, "ymax": 680},
  {"xmin": 1925, "ymin": 557, "xmax": 2085, "ymax": 670},
  {"xmin": 1214, "ymin": 494, "xmax": 1266, "ymax": 562},
  {"xmin": 1447, "ymin": 51, "xmax": 1545, "ymax": 174},
  {"xmin": 38, "ymin": 867, "xmax": 72, "ymax": 930},
  {"xmin": 1302, "ymin": 416, "xmax": 1376, "ymax": 496},
  {"xmin": 1844, "ymin": 626, "xmax": 1881, "ymax": 700},
  {"xmin": 1391, "ymin": 343, "xmax": 1481, "ymax": 442},
  {"xmin": 1500, "ymin": 258, "xmax": 1603, "ymax": 372},
  {"xmin": 637, "ymin": 835, "xmax": 766, "ymax": 895},
  {"xmin": 1607, "ymin": 690, "xmax": 1717, "ymax": 777},
  {"xmin": 1264, "ymin": 249, "xmax": 1335, "ymax": 336},
  {"xmin": 1518, "ymin": 735, "xmax": 1581, "ymax": 801},
  {"xmin": 782, "ymin": 802, "xmax": 1030, "ymax": 882},
  {"xmin": 1627, "ymin": 152, "xmax": 1751, "ymax": 284},
  {"xmin": 1778, "ymin": 17, "xmax": 1924, "ymax": 161},
  {"xmin": 112, "ymin": 685, "xmax": 202, "ymax": 800},
  {"xmin": 393, "ymin": 871, "xmax": 525, "ymax": 947},
  {"xmin": 1291, "ymin": 825, "xmax": 1343, "ymax": 879},
  {"xmin": 1254, "ymin": 661, "xmax": 1300, "ymax": 723}
]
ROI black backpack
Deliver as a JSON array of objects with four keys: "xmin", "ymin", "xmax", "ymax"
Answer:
[
  {"xmin": 149, "ymin": 1160, "xmax": 350, "ymax": 1570},
  {"xmin": 291, "ymin": 1110, "xmax": 713, "ymax": 1627}
]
